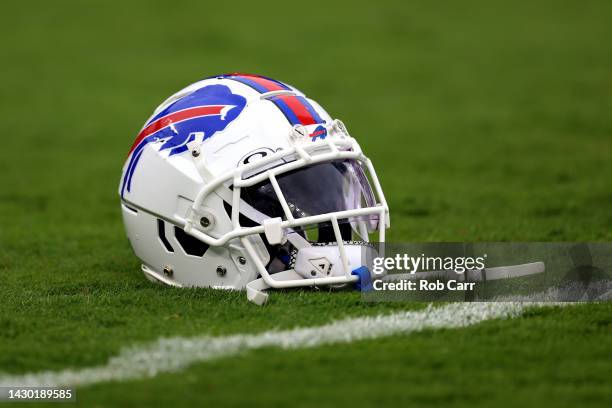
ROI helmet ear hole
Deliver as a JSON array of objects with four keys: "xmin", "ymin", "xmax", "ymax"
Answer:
[
  {"xmin": 222, "ymin": 200, "xmax": 275, "ymax": 268},
  {"xmin": 174, "ymin": 226, "xmax": 209, "ymax": 257}
]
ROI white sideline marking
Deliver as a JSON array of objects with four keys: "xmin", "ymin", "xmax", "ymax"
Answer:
[{"xmin": 0, "ymin": 302, "xmax": 556, "ymax": 387}]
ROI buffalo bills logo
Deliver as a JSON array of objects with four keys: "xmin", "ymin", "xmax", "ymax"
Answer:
[
  {"xmin": 121, "ymin": 85, "xmax": 246, "ymax": 197},
  {"xmin": 309, "ymin": 125, "xmax": 327, "ymax": 141}
]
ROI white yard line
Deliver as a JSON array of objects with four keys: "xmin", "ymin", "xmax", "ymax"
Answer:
[{"xmin": 0, "ymin": 302, "xmax": 559, "ymax": 387}]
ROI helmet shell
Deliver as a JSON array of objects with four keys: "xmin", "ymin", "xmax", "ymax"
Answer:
[{"xmin": 119, "ymin": 74, "xmax": 333, "ymax": 290}]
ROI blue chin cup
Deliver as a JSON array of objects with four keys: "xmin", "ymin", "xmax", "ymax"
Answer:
[{"xmin": 351, "ymin": 266, "xmax": 373, "ymax": 292}]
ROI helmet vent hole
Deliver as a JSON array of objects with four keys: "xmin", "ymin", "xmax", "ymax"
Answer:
[
  {"xmin": 174, "ymin": 226, "xmax": 210, "ymax": 257},
  {"xmin": 157, "ymin": 219, "xmax": 174, "ymax": 253}
]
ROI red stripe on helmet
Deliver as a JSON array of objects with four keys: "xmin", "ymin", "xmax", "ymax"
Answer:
[
  {"xmin": 226, "ymin": 72, "xmax": 290, "ymax": 92},
  {"xmin": 276, "ymin": 95, "xmax": 317, "ymax": 125}
]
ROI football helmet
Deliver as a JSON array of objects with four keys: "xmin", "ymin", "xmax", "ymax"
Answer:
[{"xmin": 119, "ymin": 73, "xmax": 389, "ymax": 304}]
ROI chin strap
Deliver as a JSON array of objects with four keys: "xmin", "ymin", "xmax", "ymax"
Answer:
[{"xmin": 284, "ymin": 229, "xmax": 310, "ymax": 249}]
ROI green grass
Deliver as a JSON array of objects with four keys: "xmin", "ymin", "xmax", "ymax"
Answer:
[
  {"xmin": 78, "ymin": 304, "xmax": 611, "ymax": 408},
  {"xmin": 0, "ymin": 0, "xmax": 611, "ymax": 407}
]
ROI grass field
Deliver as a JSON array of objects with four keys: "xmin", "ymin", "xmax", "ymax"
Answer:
[{"xmin": 1, "ymin": 0, "xmax": 611, "ymax": 406}]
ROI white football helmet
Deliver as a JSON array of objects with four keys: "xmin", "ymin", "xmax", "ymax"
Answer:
[{"xmin": 119, "ymin": 73, "xmax": 389, "ymax": 304}]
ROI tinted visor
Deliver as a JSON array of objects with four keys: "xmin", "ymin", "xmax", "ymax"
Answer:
[{"xmin": 240, "ymin": 159, "xmax": 377, "ymax": 222}]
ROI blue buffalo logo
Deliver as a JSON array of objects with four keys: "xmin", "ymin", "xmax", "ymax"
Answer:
[
  {"xmin": 121, "ymin": 85, "xmax": 246, "ymax": 197},
  {"xmin": 309, "ymin": 125, "xmax": 328, "ymax": 141}
]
